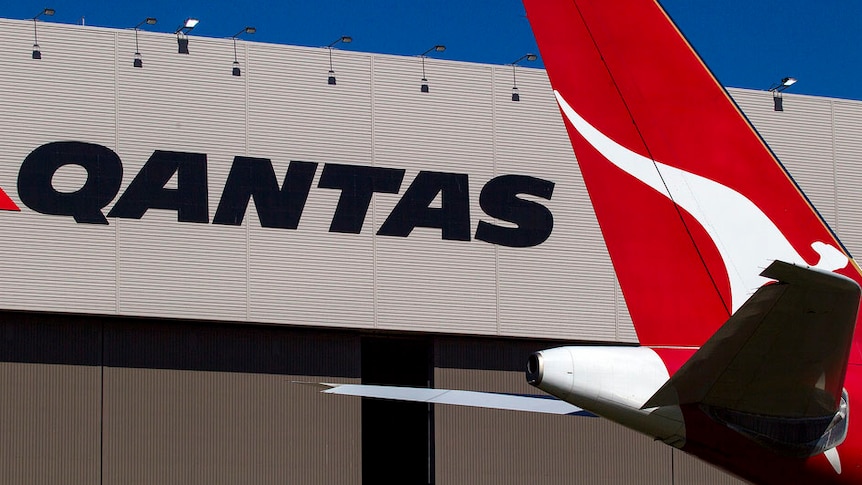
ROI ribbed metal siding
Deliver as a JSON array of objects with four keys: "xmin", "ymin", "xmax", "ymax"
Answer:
[
  {"xmin": 246, "ymin": 43, "xmax": 376, "ymax": 328},
  {"xmin": 100, "ymin": 322, "xmax": 362, "ymax": 485},
  {"xmin": 115, "ymin": 32, "xmax": 250, "ymax": 322},
  {"xmin": 372, "ymin": 56, "xmax": 498, "ymax": 334},
  {"xmin": 103, "ymin": 368, "xmax": 360, "ymax": 485},
  {"xmin": 2, "ymin": 19, "xmax": 862, "ymax": 344},
  {"xmin": 0, "ymin": 312, "xmax": 364, "ymax": 485},
  {"xmin": 615, "ymin": 276, "xmax": 638, "ymax": 342},
  {"xmin": 247, "ymin": 43, "xmax": 373, "ymax": 162},
  {"xmin": 0, "ymin": 362, "xmax": 100, "ymax": 484},
  {"xmin": 0, "ymin": 22, "xmax": 118, "ymax": 315},
  {"xmin": 729, "ymin": 90, "xmax": 837, "ymax": 226},
  {"xmin": 493, "ymin": 67, "xmax": 624, "ymax": 341},
  {"xmin": 433, "ymin": 338, "xmax": 743, "ymax": 484},
  {"xmin": 833, "ymin": 100, "xmax": 862, "ymax": 256},
  {"xmin": 434, "ymin": 366, "xmax": 675, "ymax": 484}
]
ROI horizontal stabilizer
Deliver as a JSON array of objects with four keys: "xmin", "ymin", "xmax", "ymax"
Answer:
[
  {"xmin": 318, "ymin": 383, "xmax": 593, "ymax": 416},
  {"xmin": 644, "ymin": 261, "xmax": 860, "ymax": 418}
]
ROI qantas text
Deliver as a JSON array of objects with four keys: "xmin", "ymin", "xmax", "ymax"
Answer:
[{"xmin": 12, "ymin": 141, "xmax": 556, "ymax": 248}]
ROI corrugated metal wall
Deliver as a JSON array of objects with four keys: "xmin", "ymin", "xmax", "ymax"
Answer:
[
  {"xmin": 0, "ymin": 362, "xmax": 100, "ymax": 483},
  {"xmin": 0, "ymin": 19, "xmax": 635, "ymax": 341},
  {"xmin": 0, "ymin": 313, "xmax": 362, "ymax": 485},
  {"xmin": 433, "ymin": 337, "xmax": 744, "ymax": 484},
  {"xmin": 0, "ymin": 317, "xmax": 741, "ymax": 484},
  {"xmin": 434, "ymin": 349, "xmax": 673, "ymax": 484},
  {"xmin": 0, "ymin": 16, "xmax": 859, "ymax": 485},
  {"xmin": 0, "ymin": 19, "xmax": 861, "ymax": 346}
]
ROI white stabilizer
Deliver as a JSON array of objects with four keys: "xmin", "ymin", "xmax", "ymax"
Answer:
[{"xmin": 320, "ymin": 383, "xmax": 587, "ymax": 415}]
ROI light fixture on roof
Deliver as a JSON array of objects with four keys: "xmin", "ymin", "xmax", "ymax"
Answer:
[
  {"xmin": 326, "ymin": 36, "xmax": 352, "ymax": 85},
  {"xmin": 231, "ymin": 27, "xmax": 256, "ymax": 76},
  {"xmin": 132, "ymin": 17, "xmax": 157, "ymax": 68},
  {"xmin": 780, "ymin": 77, "xmax": 797, "ymax": 88},
  {"xmin": 31, "ymin": 8, "xmax": 55, "ymax": 60},
  {"xmin": 181, "ymin": 18, "xmax": 199, "ymax": 30},
  {"xmin": 175, "ymin": 18, "xmax": 199, "ymax": 54},
  {"xmin": 768, "ymin": 76, "xmax": 798, "ymax": 111},
  {"xmin": 510, "ymin": 53, "xmax": 538, "ymax": 101},
  {"xmin": 419, "ymin": 45, "xmax": 446, "ymax": 93}
]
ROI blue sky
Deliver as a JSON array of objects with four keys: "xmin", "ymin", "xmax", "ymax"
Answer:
[{"xmin": 4, "ymin": 0, "xmax": 862, "ymax": 100}]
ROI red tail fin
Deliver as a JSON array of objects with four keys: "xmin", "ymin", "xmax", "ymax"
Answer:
[{"xmin": 523, "ymin": 0, "xmax": 862, "ymax": 354}]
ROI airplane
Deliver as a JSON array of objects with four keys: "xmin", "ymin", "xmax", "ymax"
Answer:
[{"xmin": 319, "ymin": 1, "xmax": 862, "ymax": 483}]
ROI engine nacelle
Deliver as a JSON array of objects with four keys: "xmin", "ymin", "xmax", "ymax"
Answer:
[{"xmin": 527, "ymin": 346, "xmax": 686, "ymax": 446}]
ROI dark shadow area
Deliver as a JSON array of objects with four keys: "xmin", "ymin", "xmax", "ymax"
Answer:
[
  {"xmin": 104, "ymin": 319, "xmax": 360, "ymax": 377},
  {"xmin": 0, "ymin": 312, "xmax": 101, "ymax": 366},
  {"xmin": 0, "ymin": 310, "xmax": 611, "ymax": 377},
  {"xmin": 362, "ymin": 336, "xmax": 433, "ymax": 484},
  {"xmin": 434, "ymin": 335, "xmax": 602, "ymax": 372},
  {"xmin": 0, "ymin": 310, "xmax": 360, "ymax": 378}
]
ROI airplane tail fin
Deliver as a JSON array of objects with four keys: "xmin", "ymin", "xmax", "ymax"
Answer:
[
  {"xmin": 644, "ymin": 261, "xmax": 859, "ymax": 417},
  {"xmin": 522, "ymin": 0, "xmax": 862, "ymax": 352},
  {"xmin": 643, "ymin": 261, "xmax": 859, "ymax": 455}
]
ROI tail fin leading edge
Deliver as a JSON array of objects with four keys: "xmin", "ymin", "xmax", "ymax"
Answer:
[{"xmin": 523, "ymin": 0, "xmax": 862, "ymax": 354}]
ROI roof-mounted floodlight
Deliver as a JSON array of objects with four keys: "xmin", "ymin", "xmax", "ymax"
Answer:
[
  {"xmin": 175, "ymin": 18, "xmax": 199, "ymax": 54},
  {"xmin": 768, "ymin": 77, "xmax": 798, "ymax": 111},
  {"xmin": 510, "ymin": 53, "xmax": 538, "ymax": 101},
  {"xmin": 132, "ymin": 17, "xmax": 157, "ymax": 68},
  {"xmin": 177, "ymin": 18, "xmax": 199, "ymax": 32},
  {"xmin": 419, "ymin": 45, "xmax": 446, "ymax": 93},
  {"xmin": 231, "ymin": 27, "xmax": 256, "ymax": 76},
  {"xmin": 328, "ymin": 36, "xmax": 352, "ymax": 47},
  {"xmin": 31, "ymin": 8, "xmax": 55, "ymax": 60},
  {"xmin": 768, "ymin": 76, "xmax": 797, "ymax": 92},
  {"xmin": 326, "ymin": 35, "xmax": 352, "ymax": 85}
]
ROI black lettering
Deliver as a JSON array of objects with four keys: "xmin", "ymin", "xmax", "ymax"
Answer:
[
  {"xmin": 475, "ymin": 175, "xmax": 555, "ymax": 247},
  {"xmin": 213, "ymin": 158, "xmax": 317, "ymax": 229},
  {"xmin": 377, "ymin": 171, "xmax": 470, "ymax": 241},
  {"xmin": 108, "ymin": 150, "xmax": 208, "ymax": 222},
  {"xmin": 17, "ymin": 141, "xmax": 122, "ymax": 224},
  {"xmin": 318, "ymin": 164, "xmax": 405, "ymax": 233}
]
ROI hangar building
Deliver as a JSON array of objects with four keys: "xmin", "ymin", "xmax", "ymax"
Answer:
[{"xmin": 0, "ymin": 17, "xmax": 858, "ymax": 484}]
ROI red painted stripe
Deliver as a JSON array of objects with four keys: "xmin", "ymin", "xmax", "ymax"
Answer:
[{"xmin": 0, "ymin": 187, "xmax": 19, "ymax": 211}]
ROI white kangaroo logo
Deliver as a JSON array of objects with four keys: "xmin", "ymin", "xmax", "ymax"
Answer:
[{"xmin": 555, "ymin": 91, "xmax": 848, "ymax": 313}]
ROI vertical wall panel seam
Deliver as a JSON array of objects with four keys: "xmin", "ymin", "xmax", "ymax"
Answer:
[
  {"xmin": 491, "ymin": 66, "xmax": 501, "ymax": 336},
  {"xmin": 99, "ymin": 321, "xmax": 105, "ymax": 485},
  {"xmin": 371, "ymin": 54, "xmax": 378, "ymax": 329},
  {"xmin": 245, "ymin": 42, "xmax": 251, "ymax": 322},
  {"xmin": 614, "ymin": 274, "xmax": 619, "ymax": 341},
  {"xmin": 114, "ymin": 31, "xmax": 121, "ymax": 315}
]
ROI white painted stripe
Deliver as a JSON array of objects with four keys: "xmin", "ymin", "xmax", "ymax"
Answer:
[{"xmin": 554, "ymin": 90, "xmax": 848, "ymax": 312}]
